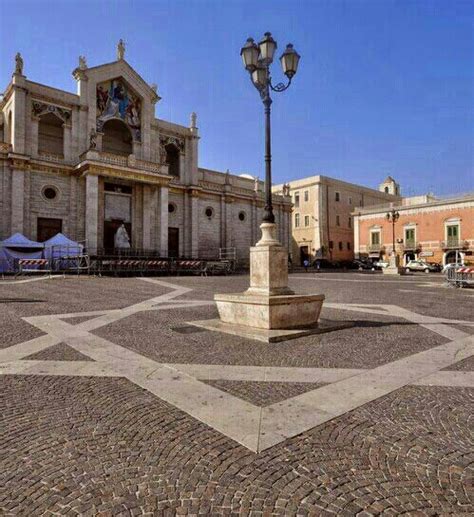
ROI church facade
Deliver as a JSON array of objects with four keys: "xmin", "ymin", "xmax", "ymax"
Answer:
[{"xmin": 0, "ymin": 44, "xmax": 291, "ymax": 260}]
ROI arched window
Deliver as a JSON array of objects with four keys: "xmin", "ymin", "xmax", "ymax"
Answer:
[
  {"xmin": 38, "ymin": 112, "xmax": 64, "ymax": 156},
  {"xmin": 102, "ymin": 119, "xmax": 133, "ymax": 156},
  {"xmin": 384, "ymin": 186, "xmax": 389, "ymax": 193},
  {"xmin": 165, "ymin": 144, "xmax": 180, "ymax": 177}
]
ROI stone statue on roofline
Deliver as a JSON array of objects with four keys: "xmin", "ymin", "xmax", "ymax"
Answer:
[
  {"xmin": 117, "ymin": 39, "xmax": 125, "ymax": 60},
  {"xmin": 190, "ymin": 112, "xmax": 197, "ymax": 129},
  {"xmin": 15, "ymin": 52, "xmax": 24, "ymax": 75},
  {"xmin": 78, "ymin": 55, "xmax": 87, "ymax": 70}
]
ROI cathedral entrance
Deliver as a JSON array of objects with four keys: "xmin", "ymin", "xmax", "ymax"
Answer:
[
  {"xmin": 103, "ymin": 182, "xmax": 132, "ymax": 253},
  {"xmin": 104, "ymin": 220, "xmax": 132, "ymax": 253},
  {"xmin": 168, "ymin": 227, "xmax": 179, "ymax": 257}
]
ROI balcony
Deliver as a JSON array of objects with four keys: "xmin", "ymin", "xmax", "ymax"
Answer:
[
  {"xmin": 402, "ymin": 240, "xmax": 420, "ymax": 251},
  {"xmin": 441, "ymin": 239, "xmax": 469, "ymax": 250},
  {"xmin": 75, "ymin": 150, "xmax": 170, "ymax": 185},
  {"xmin": 368, "ymin": 244, "xmax": 384, "ymax": 253}
]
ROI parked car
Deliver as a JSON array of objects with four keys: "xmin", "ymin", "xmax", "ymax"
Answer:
[
  {"xmin": 352, "ymin": 259, "xmax": 374, "ymax": 270},
  {"xmin": 374, "ymin": 260, "xmax": 389, "ymax": 270},
  {"xmin": 405, "ymin": 260, "xmax": 439, "ymax": 273}
]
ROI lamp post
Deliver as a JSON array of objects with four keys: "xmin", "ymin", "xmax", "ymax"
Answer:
[
  {"xmin": 240, "ymin": 33, "xmax": 300, "ymax": 226},
  {"xmin": 211, "ymin": 34, "xmax": 325, "ymax": 340},
  {"xmin": 386, "ymin": 209, "xmax": 400, "ymax": 258}
]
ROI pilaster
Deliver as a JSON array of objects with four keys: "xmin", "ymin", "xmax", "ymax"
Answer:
[
  {"xmin": 85, "ymin": 174, "xmax": 99, "ymax": 251},
  {"xmin": 142, "ymin": 185, "xmax": 151, "ymax": 249},
  {"xmin": 190, "ymin": 189, "xmax": 200, "ymax": 258},
  {"xmin": 11, "ymin": 74, "xmax": 27, "ymax": 155},
  {"xmin": 11, "ymin": 168, "xmax": 25, "ymax": 235},
  {"xmin": 30, "ymin": 116, "xmax": 39, "ymax": 157},
  {"xmin": 63, "ymin": 123, "xmax": 72, "ymax": 161},
  {"xmin": 158, "ymin": 186, "xmax": 169, "ymax": 256}
]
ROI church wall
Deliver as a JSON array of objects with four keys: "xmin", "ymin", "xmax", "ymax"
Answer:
[
  {"xmin": 231, "ymin": 200, "xmax": 254, "ymax": 260},
  {"xmin": 0, "ymin": 164, "xmax": 12, "ymax": 238},
  {"xmin": 28, "ymin": 170, "xmax": 73, "ymax": 240},
  {"xmin": 168, "ymin": 190, "xmax": 185, "ymax": 255},
  {"xmin": 76, "ymin": 177, "xmax": 86, "ymax": 243},
  {"xmin": 198, "ymin": 195, "xmax": 222, "ymax": 258}
]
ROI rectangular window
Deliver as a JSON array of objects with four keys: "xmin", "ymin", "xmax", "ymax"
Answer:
[
  {"xmin": 447, "ymin": 225, "xmax": 459, "ymax": 238},
  {"xmin": 347, "ymin": 242, "xmax": 351, "ymax": 250},
  {"xmin": 335, "ymin": 191, "xmax": 340, "ymax": 202},
  {"xmin": 348, "ymin": 217, "xmax": 352, "ymax": 228},
  {"xmin": 336, "ymin": 215, "xmax": 340, "ymax": 226},
  {"xmin": 304, "ymin": 190, "xmax": 309, "ymax": 202},
  {"xmin": 329, "ymin": 240, "xmax": 334, "ymax": 249},
  {"xmin": 338, "ymin": 241, "xmax": 343, "ymax": 250},
  {"xmin": 294, "ymin": 192, "xmax": 300, "ymax": 208},
  {"xmin": 295, "ymin": 213, "xmax": 300, "ymax": 228},
  {"xmin": 304, "ymin": 215, "xmax": 310, "ymax": 227},
  {"xmin": 405, "ymin": 228, "xmax": 415, "ymax": 242},
  {"xmin": 348, "ymin": 197, "xmax": 352, "ymax": 205},
  {"xmin": 370, "ymin": 231, "xmax": 380, "ymax": 245}
]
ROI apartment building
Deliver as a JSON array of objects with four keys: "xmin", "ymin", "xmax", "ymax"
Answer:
[
  {"xmin": 353, "ymin": 193, "xmax": 474, "ymax": 266},
  {"xmin": 273, "ymin": 176, "xmax": 400, "ymax": 264}
]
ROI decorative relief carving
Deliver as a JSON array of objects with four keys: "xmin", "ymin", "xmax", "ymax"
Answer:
[
  {"xmin": 32, "ymin": 101, "xmax": 72, "ymax": 122},
  {"xmin": 96, "ymin": 78, "xmax": 141, "ymax": 141}
]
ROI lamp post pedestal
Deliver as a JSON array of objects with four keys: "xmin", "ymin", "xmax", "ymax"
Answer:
[
  {"xmin": 383, "ymin": 251, "xmax": 405, "ymax": 275},
  {"xmin": 208, "ymin": 223, "xmax": 326, "ymax": 342}
]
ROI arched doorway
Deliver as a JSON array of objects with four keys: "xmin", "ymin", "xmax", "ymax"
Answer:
[
  {"xmin": 444, "ymin": 250, "xmax": 463, "ymax": 266},
  {"xmin": 102, "ymin": 119, "xmax": 133, "ymax": 156}
]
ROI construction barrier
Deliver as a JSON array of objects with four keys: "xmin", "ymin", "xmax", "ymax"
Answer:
[
  {"xmin": 446, "ymin": 266, "xmax": 474, "ymax": 288},
  {"xmin": 16, "ymin": 258, "xmax": 51, "ymax": 276}
]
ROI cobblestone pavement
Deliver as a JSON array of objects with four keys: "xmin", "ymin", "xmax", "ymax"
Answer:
[{"xmin": 0, "ymin": 272, "xmax": 473, "ymax": 515}]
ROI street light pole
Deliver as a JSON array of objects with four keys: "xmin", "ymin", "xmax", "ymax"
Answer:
[
  {"xmin": 240, "ymin": 33, "xmax": 300, "ymax": 227},
  {"xmin": 386, "ymin": 209, "xmax": 400, "ymax": 257}
]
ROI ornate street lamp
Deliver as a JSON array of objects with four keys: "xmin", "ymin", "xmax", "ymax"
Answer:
[
  {"xmin": 240, "ymin": 32, "xmax": 300, "ymax": 225},
  {"xmin": 386, "ymin": 209, "xmax": 400, "ymax": 258}
]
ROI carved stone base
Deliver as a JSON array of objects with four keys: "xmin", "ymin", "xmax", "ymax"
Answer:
[
  {"xmin": 213, "ymin": 223, "xmax": 325, "ymax": 334},
  {"xmin": 214, "ymin": 292, "xmax": 325, "ymax": 330}
]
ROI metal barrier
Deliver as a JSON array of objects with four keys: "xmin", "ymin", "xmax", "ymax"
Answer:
[
  {"xmin": 446, "ymin": 266, "xmax": 474, "ymax": 288},
  {"xmin": 16, "ymin": 258, "xmax": 51, "ymax": 276}
]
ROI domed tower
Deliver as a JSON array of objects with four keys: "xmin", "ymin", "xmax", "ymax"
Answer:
[{"xmin": 379, "ymin": 176, "xmax": 400, "ymax": 196}]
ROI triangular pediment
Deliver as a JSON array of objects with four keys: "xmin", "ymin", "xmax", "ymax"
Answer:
[{"xmin": 84, "ymin": 59, "xmax": 159, "ymax": 104}]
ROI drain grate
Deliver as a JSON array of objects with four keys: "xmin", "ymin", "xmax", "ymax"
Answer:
[{"xmin": 171, "ymin": 325, "xmax": 207, "ymax": 334}]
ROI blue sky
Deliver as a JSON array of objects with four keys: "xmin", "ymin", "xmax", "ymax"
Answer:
[{"xmin": 1, "ymin": 0, "xmax": 472, "ymax": 195}]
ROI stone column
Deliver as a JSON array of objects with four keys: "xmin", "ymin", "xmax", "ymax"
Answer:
[
  {"xmin": 142, "ymin": 185, "xmax": 151, "ymax": 250},
  {"xmin": 190, "ymin": 190, "xmax": 199, "ymax": 258},
  {"xmin": 11, "ymin": 169, "xmax": 25, "ymax": 234},
  {"xmin": 220, "ymin": 195, "xmax": 226, "ymax": 248},
  {"xmin": 158, "ymin": 186, "xmax": 168, "ymax": 257},
  {"xmin": 63, "ymin": 123, "xmax": 72, "ymax": 161},
  {"xmin": 85, "ymin": 174, "xmax": 99, "ymax": 252},
  {"xmin": 179, "ymin": 152, "xmax": 185, "ymax": 183},
  {"xmin": 30, "ymin": 117, "xmax": 39, "ymax": 157},
  {"xmin": 11, "ymin": 74, "xmax": 27, "ymax": 154},
  {"xmin": 225, "ymin": 197, "xmax": 233, "ymax": 249}
]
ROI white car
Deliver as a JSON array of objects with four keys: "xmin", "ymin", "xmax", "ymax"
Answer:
[{"xmin": 405, "ymin": 260, "xmax": 439, "ymax": 273}]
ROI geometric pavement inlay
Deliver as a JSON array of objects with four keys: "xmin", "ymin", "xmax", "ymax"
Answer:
[{"xmin": 0, "ymin": 278, "xmax": 473, "ymax": 453}]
